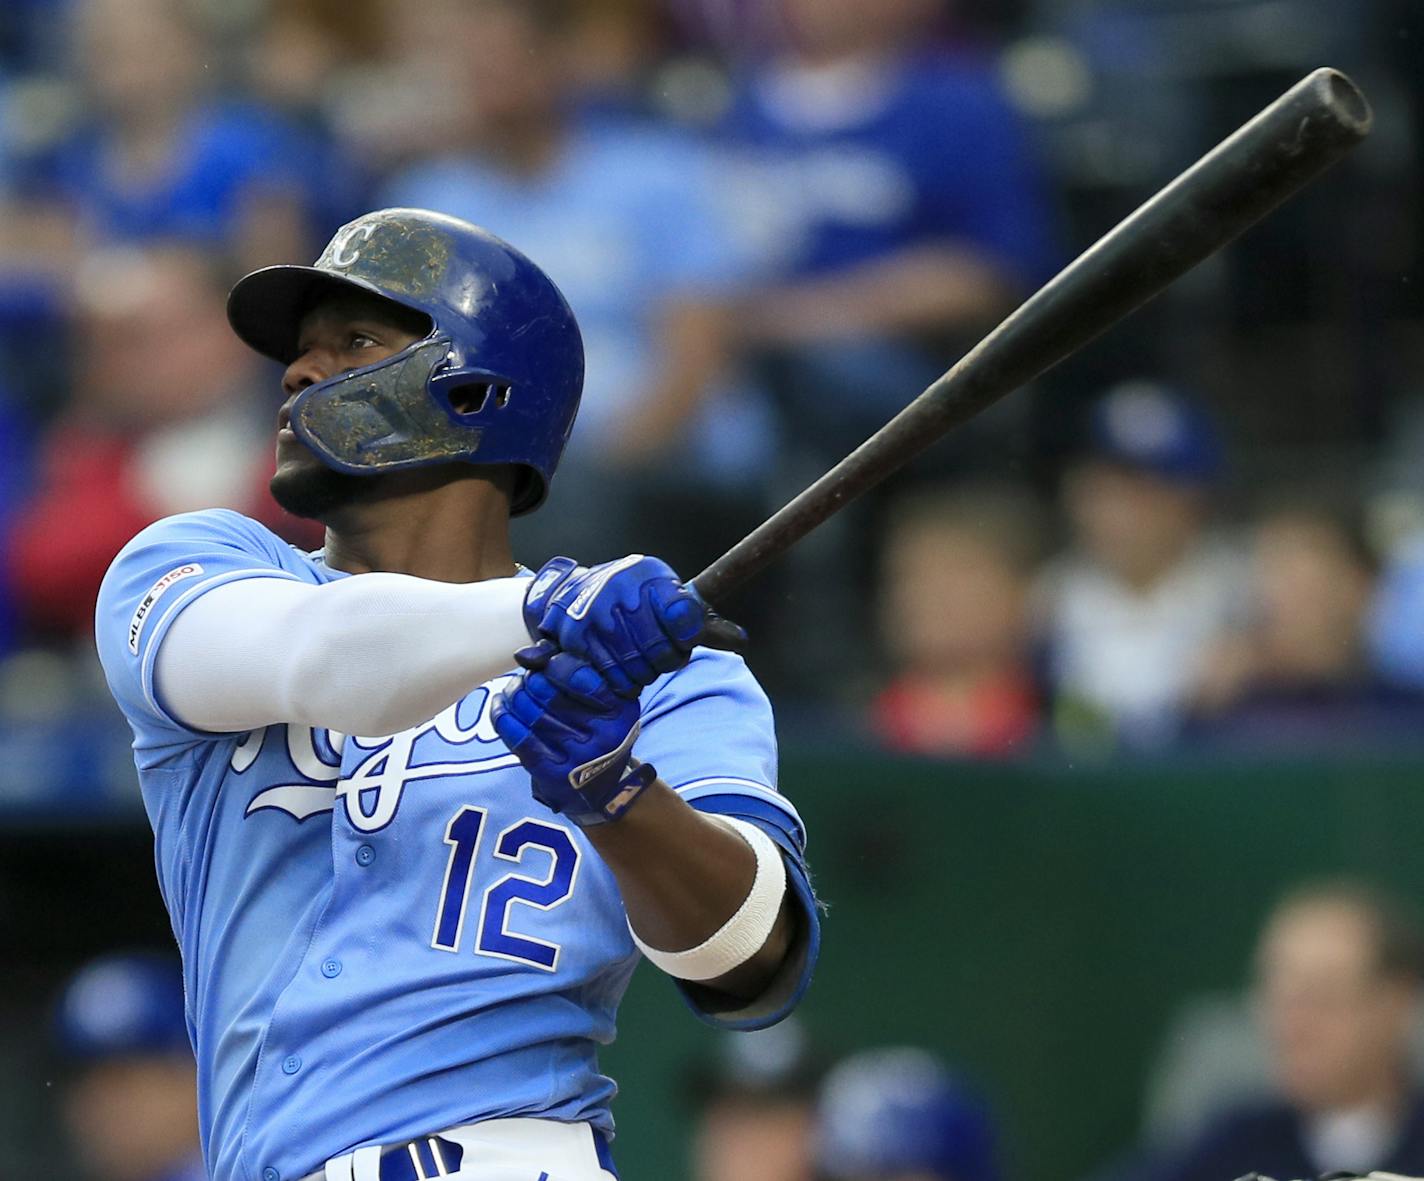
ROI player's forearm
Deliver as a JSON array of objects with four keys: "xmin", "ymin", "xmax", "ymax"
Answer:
[
  {"xmin": 156, "ymin": 572, "xmax": 530, "ymax": 735},
  {"xmin": 585, "ymin": 782, "xmax": 796, "ymax": 1000},
  {"xmin": 501, "ymin": 558, "xmax": 800, "ymax": 1001}
]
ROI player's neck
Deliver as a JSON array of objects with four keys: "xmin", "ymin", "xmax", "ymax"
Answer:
[{"xmin": 321, "ymin": 471, "xmax": 518, "ymax": 584}]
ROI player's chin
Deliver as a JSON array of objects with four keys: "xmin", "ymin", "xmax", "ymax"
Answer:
[{"xmin": 270, "ymin": 456, "xmax": 371, "ymax": 521}]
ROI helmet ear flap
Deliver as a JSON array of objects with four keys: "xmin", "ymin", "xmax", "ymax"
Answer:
[{"xmin": 444, "ymin": 380, "xmax": 515, "ymax": 419}]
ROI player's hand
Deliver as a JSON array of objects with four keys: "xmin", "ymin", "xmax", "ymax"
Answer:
[
  {"xmin": 491, "ymin": 647, "xmax": 657, "ymax": 825},
  {"xmin": 521, "ymin": 554, "xmax": 747, "ymax": 699}
]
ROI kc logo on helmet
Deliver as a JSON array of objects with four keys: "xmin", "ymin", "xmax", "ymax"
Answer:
[
  {"xmin": 128, "ymin": 564, "xmax": 204, "ymax": 655},
  {"xmin": 327, "ymin": 222, "xmax": 377, "ymax": 268}
]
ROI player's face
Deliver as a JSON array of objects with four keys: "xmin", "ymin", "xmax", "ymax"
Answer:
[{"xmin": 270, "ymin": 293, "xmax": 428, "ymax": 520}]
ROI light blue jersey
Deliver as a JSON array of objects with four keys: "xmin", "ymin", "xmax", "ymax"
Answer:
[{"xmin": 95, "ymin": 509, "xmax": 818, "ymax": 1181}]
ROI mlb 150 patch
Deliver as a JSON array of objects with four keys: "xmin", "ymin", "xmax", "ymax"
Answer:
[{"xmin": 128, "ymin": 564, "xmax": 204, "ymax": 655}]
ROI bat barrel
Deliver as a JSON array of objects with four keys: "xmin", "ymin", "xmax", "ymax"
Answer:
[{"xmin": 690, "ymin": 68, "xmax": 1372, "ymax": 606}]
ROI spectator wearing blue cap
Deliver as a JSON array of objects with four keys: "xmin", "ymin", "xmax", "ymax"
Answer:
[
  {"xmin": 1035, "ymin": 381, "xmax": 1250, "ymax": 750},
  {"xmin": 812, "ymin": 1047, "xmax": 1000, "ymax": 1181},
  {"xmin": 54, "ymin": 952, "xmax": 204, "ymax": 1181}
]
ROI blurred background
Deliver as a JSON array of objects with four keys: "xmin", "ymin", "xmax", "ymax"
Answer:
[{"xmin": 0, "ymin": 0, "xmax": 1421, "ymax": 1179}]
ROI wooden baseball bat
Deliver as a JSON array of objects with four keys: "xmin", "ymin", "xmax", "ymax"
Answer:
[{"xmin": 690, "ymin": 68, "xmax": 1372, "ymax": 605}]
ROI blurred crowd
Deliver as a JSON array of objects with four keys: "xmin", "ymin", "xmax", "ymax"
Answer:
[
  {"xmin": 0, "ymin": 0, "xmax": 1416, "ymax": 770},
  {"xmin": 58, "ymin": 875, "xmax": 1424, "ymax": 1181},
  {"xmin": 685, "ymin": 876, "xmax": 1424, "ymax": 1181},
  {"xmin": 9, "ymin": 4, "xmax": 1424, "ymax": 1178},
  {"xmin": 1120, "ymin": 880, "xmax": 1424, "ymax": 1181},
  {"xmin": 872, "ymin": 381, "xmax": 1424, "ymax": 758}
]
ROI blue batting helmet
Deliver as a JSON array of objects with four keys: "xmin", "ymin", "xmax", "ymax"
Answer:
[
  {"xmin": 814, "ymin": 1049, "xmax": 999, "ymax": 1181},
  {"xmin": 227, "ymin": 207, "xmax": 585, "ymax": 516},
  {"xmin": 54, "ymin": 952, "xmax": 191, "ymax": 1061}
]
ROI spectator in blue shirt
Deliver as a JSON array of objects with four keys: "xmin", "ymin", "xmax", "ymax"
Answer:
[
  {"xmin": 5, "ymin": 0, "xmax": 349, "ymax": 273},
  {"xmin": 814, "ymin": 1047, "xmax": 1001, "ymax": 1181},
  {"xmin": 720, "ymin": 0, "xmax": 1057, "ymax": 456},
  {"xmin": 1368, "ymin": 530, "xmax": 1424, "ymax": 692},
  {"xmin": 379, "ymin": 0, "xmax": 761, "ymax": 563}
]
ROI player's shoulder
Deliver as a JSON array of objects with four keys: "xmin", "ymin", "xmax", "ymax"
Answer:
[
  {"xmin": 107, "ymin": 509, "xmax": 301, "ymax": 577},
  {"xmin": 123, "ymin": 507, "xmax": 273, "ymax": 546},
  {"xmin": 98, "ymin": 509, "xmax": 324, "ymax": 635},
  {"xmin": 95, "ymin": 510, "xmax": 320, "ymax": 743},
  {"xmin": 638, "ymin": 646, "xmax": 789, "ymax": 826}
]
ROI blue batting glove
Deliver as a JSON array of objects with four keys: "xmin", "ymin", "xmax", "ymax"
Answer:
[
  {"xmin": 491, "ymin": 649, "xmax": 657, "ymax": 826},
  {"xmin": 523, "ymin": 554, "xmax": 747, "ymax": 698},
  {"xmin": 521, "ymin": 555, "xmax": 586, "ymax": 637}
]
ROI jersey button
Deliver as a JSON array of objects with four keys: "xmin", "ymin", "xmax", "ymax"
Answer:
[
  {"xmin": 281, "ymin": 1055, "xmax": 302, "ymax": 1075},
  {"xmin": 356, "ymin": 844, "xmax": 375, "ymax": 866},
  {"xmin": 263, "ymin": 1170, "xmax": 279, "ymax": 1181},
  {"xmin": 321, "ymin": 958, "xmax": 342, "ymax": 978}
]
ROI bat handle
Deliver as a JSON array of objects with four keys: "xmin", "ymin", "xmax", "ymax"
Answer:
[
  {"xmin": 692, "ymin": 550, "xmax": 761, "ymax": 609},
  {"xmin": 700, "ymin": 614, "xmax": 749, "ymax": 653},
  {"xmin": 686, "ymin": 578, "xmax": 749, "ymax": 651}
]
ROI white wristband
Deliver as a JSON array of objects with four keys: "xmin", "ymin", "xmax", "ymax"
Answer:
[{"xmin": 630, "ymin": 815, "xmax": 788, "ymax": 982}]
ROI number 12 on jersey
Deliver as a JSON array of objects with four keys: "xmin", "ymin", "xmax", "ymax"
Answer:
[{"xmin": 432, "ymin": 805, "xmax": 581, "ymax": 971}]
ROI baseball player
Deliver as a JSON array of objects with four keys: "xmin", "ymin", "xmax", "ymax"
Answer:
[{"xmin": 94, "ymin": 208, "xmax": 820, "ymax": 1181}]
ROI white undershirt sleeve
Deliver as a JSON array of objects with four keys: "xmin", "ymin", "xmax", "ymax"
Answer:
[{"xmin": 154, "ymin": 572, "xmax": 530, "ymax": 736}]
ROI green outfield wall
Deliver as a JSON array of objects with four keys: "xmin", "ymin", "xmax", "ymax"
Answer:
[{"xmin": 601, "ymin": 749, "xmax": 1424, "ymax": 1181}]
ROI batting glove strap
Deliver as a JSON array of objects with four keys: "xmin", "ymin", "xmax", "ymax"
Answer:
[
  {"xmin": 557, "ymin": 753, "xmax": 658, "ymax": 828},
  {"xmin": 630, "ymin": 816, "xmax": 787, "ymax": 981}
]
